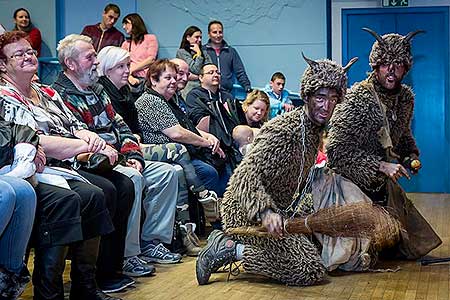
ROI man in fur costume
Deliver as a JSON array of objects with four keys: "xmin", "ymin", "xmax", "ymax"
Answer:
[
  {"xmin": 196, "ymin": 54, "xmax": 357, "ymax": 286},
  {"xmin": 327, "ymin": 28, "xmax": 441, "ymax": 259}
]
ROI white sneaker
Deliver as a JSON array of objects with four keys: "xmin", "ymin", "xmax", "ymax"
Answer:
[{"xmin": 198, "ymin": 190, "xmax": 218, "ymax": 204}]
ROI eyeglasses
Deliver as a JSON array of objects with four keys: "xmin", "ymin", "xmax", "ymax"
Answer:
[
  {"xmin": 203, "ymin": 70, "xmax": 221, "ymax": 76},
  {"xmin": 312, "ymin": 94, "xmax": 338, "ymax": 104},
  {"xmin": 380, "ymin": 62, "xmax": 405, "ymax": 69},
  {"xmin": 10, "ymin": 49, "xmax": 37, "ymax": 60}
]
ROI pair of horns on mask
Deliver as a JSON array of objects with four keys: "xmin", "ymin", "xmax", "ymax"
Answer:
[
  {"xmin": 362, "ymin": 27, "xmax": 425, "ymax": 45},
  {"xmin": 301, "ymin": 27, "xmax": 424, "ymax": 72},
  {"xmin": 301, "ymin": 53, "xmax": 358, "ymax": 73}
]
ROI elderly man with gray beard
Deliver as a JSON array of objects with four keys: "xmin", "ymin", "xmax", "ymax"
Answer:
[{"xmin": 52, "ymin": 35, "xmax": 181, "ymax": 291}]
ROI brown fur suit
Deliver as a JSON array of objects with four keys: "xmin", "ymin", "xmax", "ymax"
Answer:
[
  {"xmin": 327, "ymin": 75, "xmax": 441, "ymax": 259},
  {"xmin": 327, "ymin": 73, "xmax": 417, "ymax": 191},
  {"xmin": 221, "ymin": 108, "xmax": 326, "ymax": 286}
]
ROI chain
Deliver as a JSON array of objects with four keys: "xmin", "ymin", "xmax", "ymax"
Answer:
[{"xmin": 284, "ymin": 112, "xmax": 309, "ymax": 216}]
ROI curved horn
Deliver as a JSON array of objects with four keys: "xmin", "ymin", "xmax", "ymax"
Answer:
[
  {"xmin": 404, "ymin": 30, "xmax": 425, "ymax": 42},
  {"xmin": 301, "ymin": 52, "xmax": 318, "ymax": 68},
  {"xmin": 362, "ymin": 27, "xmax": 384, "ymax": 44},
  {"xmin": 343, "ymin": 57, "xmax": 358, "ymax": 73}
]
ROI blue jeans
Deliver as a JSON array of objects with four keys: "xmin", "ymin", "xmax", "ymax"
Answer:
[
  {"xmin": 191, "ymin": 159, "xmax": 232, "ymax": 197},
  {"xmin": 0, "ymin": 176, "xmax": 36, "ymax": 273}
]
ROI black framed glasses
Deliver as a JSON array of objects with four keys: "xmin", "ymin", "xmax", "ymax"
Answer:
[
  {"xmin": 312, "ymin": 94, "xmax": 338, "ymax": 104},
  {"xmin": 203, "ymin": 70, "xmax": 221, "ymax": 75}
]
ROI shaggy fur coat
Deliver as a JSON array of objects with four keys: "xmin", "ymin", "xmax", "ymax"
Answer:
[
  {"xmin": 327, "ymin": 74, "xmax": 441, "ymax": 259},
  {"xmin": 327, "ymin": 73, "xmax": 418, "ymax": 192},
  {"xmin": 221, "ymin": 108, "xmax": 326, "ymax": 286}
]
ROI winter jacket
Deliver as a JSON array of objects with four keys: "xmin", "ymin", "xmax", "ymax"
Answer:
[
  {"xmin": 202, "ymin": 40, "xmax": 251, "ymax": 92},
  {"xmin": 52, "ymin": 72, "xmax": 144, "ymax": 167}
]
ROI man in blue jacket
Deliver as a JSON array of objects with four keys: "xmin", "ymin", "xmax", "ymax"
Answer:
[{"xmin": 202, "ymin": 20, "xmax": 251, "ymax": 93}]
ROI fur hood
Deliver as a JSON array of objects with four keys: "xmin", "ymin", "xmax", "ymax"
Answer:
[
  {"xmin": 363, "ymin": 27, "xmax": 424, "ymax": 71},
  {"xmin": 300, "ymin": 54, "xmax": 357, "ymax": 102}
]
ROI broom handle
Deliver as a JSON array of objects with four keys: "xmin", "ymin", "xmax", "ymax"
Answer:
[
  {"xmin": 225, "ymin": 217, "xmax": 311, "ymax": 237},
  {"xmin": 420, "ymin": 257, "xmax": 450, "ymax": 266},
  {"xmin": 225, "ymin": 226, "xmax": 271, "ymax": 237}
]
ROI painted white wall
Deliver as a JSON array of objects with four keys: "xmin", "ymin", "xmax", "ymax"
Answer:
[{"xmin": 332, "ymin": 0, "xmax": 450, "ymax": 64}]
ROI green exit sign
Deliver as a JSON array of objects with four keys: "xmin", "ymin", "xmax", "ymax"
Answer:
[{"xmin": 382, "ymin": 0, "xmax": 408, "ymax": 7}]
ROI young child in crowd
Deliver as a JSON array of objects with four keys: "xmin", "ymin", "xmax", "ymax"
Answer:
[{"xmin": 232, "ymin": 125, "xmax": 260, "ymax": 156}]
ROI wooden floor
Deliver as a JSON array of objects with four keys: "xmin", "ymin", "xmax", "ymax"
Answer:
[{"xmin": 20, "ymin": 193, "xmax": 450, "ymax": 300}]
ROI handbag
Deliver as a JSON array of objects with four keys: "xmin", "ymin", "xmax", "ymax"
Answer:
[{"xmin": 75, "ymin": 152, "xmax": 125, "ymax": 174}]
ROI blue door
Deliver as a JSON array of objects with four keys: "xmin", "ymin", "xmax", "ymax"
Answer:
[{"xmin": 342, "ymin": 7, "xmax": 450, "ymax": 193}]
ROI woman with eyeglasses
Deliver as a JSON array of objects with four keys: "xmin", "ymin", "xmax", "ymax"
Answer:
[
  {"xmin": 0, "ymin": 31, "xmax": 128, "ymax": 300},
  {"xmin": 12, "ymin": 8, "xmax": 41, "ymax": 56}
]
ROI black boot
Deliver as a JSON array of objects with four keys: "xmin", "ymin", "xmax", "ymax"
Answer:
[
  {"xmin": 33, "ymin": 245, "xmax": 68, "ymax": 300},
  {"xmin": 69, "ymin": 237, "xmax": 122, "ymax": 300}
]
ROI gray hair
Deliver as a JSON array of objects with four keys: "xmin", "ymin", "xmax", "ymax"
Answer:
[
  {"xmin": 57, "ymin": 34, "xmax": 93, "ymax": 70},
  {"xmin": 97, "ymin": 46, "xmax": 130, "ymax": 76}
]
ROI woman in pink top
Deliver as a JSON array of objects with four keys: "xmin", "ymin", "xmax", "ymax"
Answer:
[{"xmin": 121, "ymin": 13, "xmax": 158, "ymax": 86}]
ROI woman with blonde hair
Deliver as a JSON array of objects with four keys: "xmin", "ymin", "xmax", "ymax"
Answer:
[{"xmin": 241, "ymin": 89, "xmax": 270, "ymax": 128}]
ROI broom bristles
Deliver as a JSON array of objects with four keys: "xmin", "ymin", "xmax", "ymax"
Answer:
[
  {"xmin": 226, "ymin": 202, "xmax": 401, "ymax": 245},
  {"xmin": 287, "ymin": 202, "xmax": 399, "ymax": 238}
]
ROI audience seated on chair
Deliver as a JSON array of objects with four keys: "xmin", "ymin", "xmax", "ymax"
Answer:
[
  {"xmin": 263, "ymin": 72, "xmax": 294, "ymax": 119},
  {"xmin": 0, "ymin": 30, "xmax": 125, "ymax": 299},
  {"xmin": 52, "ymin": 35, "xmax": 181, "ymax": 279}
]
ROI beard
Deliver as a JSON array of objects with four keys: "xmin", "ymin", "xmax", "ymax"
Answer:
[
  {"xmin": 76, "ymin": 67, "xmax": 99, "ymax": 87},
  {"xmin": 375, "ymin": 67, "xmax": 405, "ymax": 91}
]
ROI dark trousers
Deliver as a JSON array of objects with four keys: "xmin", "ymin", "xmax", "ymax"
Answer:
[
  {"xmin": 32, "ymin": 180, "xmax": 113, "ymax": 300},
  {"xmin": 33, "ymin": 180, "xmax": 113, "ymax": 247},
  {"xmin": 78, "ymin": 170, "xmax": 134, "ymax": 278}
]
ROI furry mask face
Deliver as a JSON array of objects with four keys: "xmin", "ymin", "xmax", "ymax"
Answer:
[
  {"xmin": 300, "ymin": 53, "xmax": 357, "ymax": 104},
  {"xmin": 363, "ymin": 27, "xmax": 424, "ymax": 72}
]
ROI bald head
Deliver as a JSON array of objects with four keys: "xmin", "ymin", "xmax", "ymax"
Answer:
[{"xmin": 170, "ymin": 58, "xmax": 189, "ymax": 91}]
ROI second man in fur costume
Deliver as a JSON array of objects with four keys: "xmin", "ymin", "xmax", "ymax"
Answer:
[{"xmin": 327, "ymin": 28, "xmax": 441, "ymax": 259}]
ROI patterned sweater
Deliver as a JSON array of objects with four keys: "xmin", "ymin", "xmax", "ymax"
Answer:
[{"xmin": 52, "ymin": 72, "xmax": 144, "ymax": 166}]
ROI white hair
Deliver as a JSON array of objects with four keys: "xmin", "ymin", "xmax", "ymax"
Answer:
[
  {"xmin": 97, "ymin": 46, "xmax": 130, "ymax": 76},
  {"xmin": 57, "ymin": 34, "xmax": 92, "ymax": 70},
  {"xmin": 170, "ymin": 58, "xmax": 188, "ymax": 70}
]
